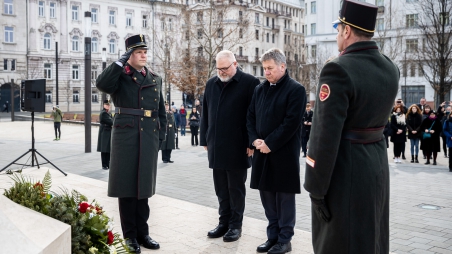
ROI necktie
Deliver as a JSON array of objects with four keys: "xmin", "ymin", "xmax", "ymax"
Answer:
[{"xmin": 140, "ymin": 69, "xmax": 146, "ymax": 77}]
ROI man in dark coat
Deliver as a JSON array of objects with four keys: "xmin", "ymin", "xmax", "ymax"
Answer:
[
  {"xmin": 304, "ymin": 1, "xmax": 400, "ymax": 253},
  {"xmin": 161, "ymin": 103, "xmax": 176, "ymax": 163},
  {"xmin": 200, "ymin": 50, "xmax": 259, "ymax": 242},
  {"xmin": 247, "ymin": 48, "xmax": 306, "ymax": 254},
  {"xmin": 96, "ymin": 34, "xmax": 166, "ymax": 253},
  {"xmin": 301, "ymin": 103, "xmax": 313, "ymax": 157},
  {"xmin": 97, "ymin": 100, "xmax": 113, "ymax": 170},
  {"xmin": 173, "ymin": 107, "xmax": 180, "ymax": 149}
]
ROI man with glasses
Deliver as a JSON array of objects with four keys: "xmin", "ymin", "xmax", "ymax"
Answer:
[{"xmin": 200, "ymin": 50, "xmax": 260, "ymax": 242}]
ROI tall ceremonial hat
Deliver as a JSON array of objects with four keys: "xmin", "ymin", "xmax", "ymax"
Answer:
[
  {"xmin": 103, "ymin": 99, "xmax": 110, "ymax": 105},
  {"xmin": 332, "ymin": 0, "xmax": 378, "ymax": 33},
  {"xmin": 125, "ymin": 34, "xmax": 148, "ymax": 51}
]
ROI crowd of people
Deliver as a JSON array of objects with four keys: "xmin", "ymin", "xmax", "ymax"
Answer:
[{"xmin": 386, "ymin": 98, "xmax": 452, "ymax": 171}]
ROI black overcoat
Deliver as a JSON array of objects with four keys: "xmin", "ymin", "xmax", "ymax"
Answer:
[
  {"xmin": 200, "ymin": 69, "xmax": 259, "ymax": 170},
  {"xmin": 304, "ymin": 41, "xmax": 400, "ymax": 253},
  {"xmin": 96, "ymin": 63, "xmax": 167, "ymax": 199},
  {"xmin": 390, "ymin": 113, "xmax": 407, "ymax": 143},
  {"xmin": 97, "ymin": 108, "xmax": 113, "ymax": 153},
  {"xmin": 420, "ymin": 117, "xmax": 442, "ymax": 152},
  {"xmin": 406, "ymin": 112, "xmax": 423, "ymax": 139},
  {"xmin": 161, "ymin": 111, "xmax": 176, "ymax": 150},
  {"xmin": 247, "ymin": 71, "xmax": 306, "ymax": 193},
  {"xmin": 301, "ymin": 110, "xmax": 313, "ymax": 137}
]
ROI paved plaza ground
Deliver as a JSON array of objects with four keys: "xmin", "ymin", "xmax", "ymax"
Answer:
[{"xmin": 1, "ymin": 112, "xmax": 452, "ymax": 253}]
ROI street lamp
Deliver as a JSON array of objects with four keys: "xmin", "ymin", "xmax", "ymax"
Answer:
[
  {"xmin": 404, "ymin": 51, "xmax": 407, "ymax": 104},
  {"xmin": 84, "ymin": 11, "xmax": 92, "ymax": 153},
  {"xmin": 101, "ymin": 47, "xmax": 107, "ymax": 103}
]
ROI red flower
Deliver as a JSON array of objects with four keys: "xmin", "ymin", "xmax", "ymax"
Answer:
[
  {"xmin": 107, "ymin": 231, "xmax": 114, "ymax": 245},
  {"xmin": 33, "ymin": 182, "xmax": 43, "ymax": 189},
  {"xmin": 78, "ymin": 202, "xmax": 90, "ymax": 213}
]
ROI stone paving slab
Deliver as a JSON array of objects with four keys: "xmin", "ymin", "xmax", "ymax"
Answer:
[{"xmin": 1, "ymin": 119, "xmax": 452, "ymax": 253}]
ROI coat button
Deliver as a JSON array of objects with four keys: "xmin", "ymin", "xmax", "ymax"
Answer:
[
  {"xmin": 154, "ymin": 99, "xmax": 157, "ymax": 101},
  {"xmin": 141, "ymin": 118, "xmax": 143, "ymax": 121},
  {"xmin": 141, "ymin": 97, "xmax": 144, "ymax": 100},
  {"xmin": 141, "ymin": 128, "xmax": 143, "ymax": 131},
  {"xmin": 155, "ymin": 88, "xmax": 157, "ymax": 91},
  {"xmin": 141, "ymin": 108, "xmax": 143, "ymax": 110},
  {"xmin": 154, "ymin": 129, "xmax": 156, "ymax": 132},
  {"xmin": 153, "ymin": 119, "xmax": 155, "ymax": 121},
  {"xmin": 153, "ymin": 80, "xmax": 155, "ymax": 82}
]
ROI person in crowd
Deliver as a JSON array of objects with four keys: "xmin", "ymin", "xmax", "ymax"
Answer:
[
  {"xmin": 180, "ymin": 105, "xmax": 187, "ymax": 136},
  {"xmin": 173, "ymin": 107, "xmax": 180, "ymax": 149},
  {"xmin": 304, "ymin": 1, "xmax": 399, "ymax": 253},
  {"xmin": 420, "ymin": 111, "xmax": 442, "ymax": 165},
  {"xmin": 301, "ymin": 103, "xmax": 313, "ymax": 158},
  {"xmin": 2, "ymin": 101, "xmax": 8, "ymax": 113},
  {"xmin": 442, "ymin": 113, "xmax": 452, "ymax": 172},
  {"xmin": 391, "ymin": 105, "xmax": 407, "ymax": 163},
  {"xmin": 97, "ymin": 100, "xmax": 113, "ymax": 169},
  {"xmin": 247, "ymin": 48, "xmax": 306, "ymax": 254},
  {"xmin": 420, "ymin": 105, "xmax": 432, "ymax": 159},
  {"xmin": 406, "ymin": 104, "xmax": 423, "ymax": 163},
  {"xmin": 417, "ymin": 97, "xmax": 427, "ymax": 113},
  {"xmin": 195, "ymin": 99, "xmax": 202, "ymax": 117},
  {"xmin": 200, "ymin": 50, "xmax": 259, "ymax": 243},
  {"xmin": 161, "ymin": 103, "xmax": 176, "ymax": 163},
  {"xmin": 51, "ymin": 105, "xmax": 63, "ymax": 141},
  {"xmin": 438, "ymin": 102, "xmax": 451, "ymax": 158},
  {"xmin": 189, "ymin": 108, "xmax": 200, "ymax": 146},
  {"xmin": 96, "ymin": 34, "xmax": 167, "ymax": 252},
  {"xmin": 394, "ymin": 98, "xmax": 408, "ymax": 113}
]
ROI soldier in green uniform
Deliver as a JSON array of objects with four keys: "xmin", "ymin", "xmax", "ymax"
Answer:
[
  {"xmin": 161, "ymin": 103, "xmax": 176, "ymax": 163},
  {"xmin": 97, "ymin": 100, "xmax": 113, "ymax": 170},
  {"xmin": 96, "ymin": 34, "xmax": 167, "ymax": 253},
  {"xmin": 303, "ymin": 1, "xmax": 400, "ymax": 253}
]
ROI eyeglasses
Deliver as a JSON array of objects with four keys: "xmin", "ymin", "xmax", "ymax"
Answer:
[{"xmin": 216, "ymin": 62, "xmax": 234, "ymax": 72}]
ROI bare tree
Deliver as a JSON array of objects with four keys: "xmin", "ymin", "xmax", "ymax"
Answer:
[
  {"xmin": 302, "ymin": 44, "xmax": 336, "ymax": 97},
  {"xmin": 417, "ymin": 0, "xmax": 452, "ymax": 103}
]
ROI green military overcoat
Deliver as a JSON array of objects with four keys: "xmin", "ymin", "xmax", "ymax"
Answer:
[
  {"xmin": 96, "ymin": 63, "xmax": 167, "ymax": 199},
  {"xmin": 96, "ymin": 108, "xmax": 113, "ymax": 153},
  {"xmin": 304, "ymin": 41, "xmax": 399, "ymax": 253},
  {"xmin": 161, "ymin": 111, "xmax": 176, "ymax": 150}
]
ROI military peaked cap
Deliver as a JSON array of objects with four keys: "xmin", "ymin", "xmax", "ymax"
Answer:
[
  {"xmin": 125, "ymin": 34, "xmax": 148, "ymax": 51},
  {"xmin": 332, "ymin": 0, "xmax": 378, "ymax": 33}
]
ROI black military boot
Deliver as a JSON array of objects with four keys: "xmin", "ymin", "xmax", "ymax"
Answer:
[
  {"xmin": 411, "ymin": 155, "xmax": 414, "ymax": 163},
  {"xmin": 433, "ymin": 160, "xmax": 437, "ymax": 165},
  {"xmin": 415, "ymin": 155, "xmax": 419, "ymax": 163}
]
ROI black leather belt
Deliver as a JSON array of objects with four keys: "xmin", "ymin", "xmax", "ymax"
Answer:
[
  {"xmin": 115, "ymin": 107, "xmax": 158, "ymax": 118},
  {"xmin": 342, "ymin": 126, "xmax": 384, "ymax": 144}
]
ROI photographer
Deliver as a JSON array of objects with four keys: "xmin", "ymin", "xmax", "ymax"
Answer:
[{"xmin": 51, "ymin": 105, "xmax": 63, "ymax": 141}]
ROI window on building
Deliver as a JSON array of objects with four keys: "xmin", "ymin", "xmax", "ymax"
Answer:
[
  {"xmin": 440, "ymin": 12, "xmax": 450, "ymax": 25},
  {"xmin": 126, "ymin": 13, "xmax": 132, "ymax": 27},
  {"xmin": 311, "ymin": 45, "xmax": 317, "ymax": 58},
  {"xmin": 45, "ymin": 91, "xmax": 52, "ymax": 103},
  {"xmin": 266, "ymin": 33, "xmax": 269, "ymax": 42},
  {"xmin": 376, "ymin": 18, "xmax": 384, "ymax": 31},
  {"xmin": 418, "ymin": 62, "xmax": 424, "ymax": 76},
  {"xmin": 92, "ymin": 37, "xmax": 98, "ymax": 53},
  {"xmin": 406, "ymin": 0, "xmax": 418, "ymax": 3},
  {"xmin": 73, "ymin": 90, "xmax": 79, "ymax": 102},
  {"xmin": 266, "ymin": 17, "xmax": 269, "ymax": 26},
  {"xmin": 142, "ymin": 15, "xmax": 148, "ymax": 28},
  {"xmin": 197, "ymin": 29, "xmax": 202, "ymax": 39},
  {"xmin": 272, "ymin": 34, "xmax": 275, "ymax": 43},
  {"xmin": 406, "ymin": 39, "xmax": 418, "ymax": 53},
  {"xmin": 168, "ymin": 18, "xmax": 172, "ymax": 31},
  {"xmin": 217, "ymin": 11, "xmax": 223, "ymax": 21},
  {"xmin": 4, "ymin": 26, "xmax": 13, "ymax": 43},
  {"xmin": 4, "ymin": 0, "xmax": 13, "ymax": 14},
  {"xmin": 311, "ymin": 23, "xmax": 316, "ymax": 35},
  {"xmin": 253, "ymin": 66, "xmax": 257, "ymax": 76},
  {"xmin": 92, "ymin": 91, "xmax": 98, "ymax": 103},
  {"xmin": 72, "ymin": 5, "xmax": 78, "ymax": 21},
  {"xmin": 38, "ymin": 1, "xmax": 44, "ymax": 16},
  {"xmin": 295, "ymin": 23, "xmax": 297, "ymax": 32},
  {"xmin": 255, "ymin": 13, "xmax": 259, "ymax": 24},
  {"xmin": 11, "ymin": 59, "xmax": 15, "ymax": 71},
  {"xmin": 109, "ymin": 10, "xmax": 115, "ymax": 25},
  {"xmin": 91, "ymin": 70, "xmax": 98, "ymax": 80},
  {"xmin": 260, "ymin": 66, "xmax": 263, "ymax": 76},
  {"xmin": 44, "ymin": 63, "xmax": 52, "ymax": 79},
  {"xmin": 161, "ymin": 19, "xmax": 165, "ymax": 31},
  {"xmin": 238, "ymin": 11, "xmax": 243, "ymax": 22},
  {"xmin": 255, "ymin": 47, "xmax": 259, "ymax": 57},
  {"xmin": 376, "ymin": 0, "xmax": 384, "ymax": 6},
  {"xmin": 44, "ymin": 33, "xmax": 51, "ymax": 49},
  {"xmin": 217, "ymin": 28, "xmax": 223, "ymax": 38},
  {"xmin": 284, "ymin": 35, "xmax": 287, "ymax": 44},
  {"xmin": 109, "ymin": 39, "xmax": 115, "ymax": 53},
  {"xmin": 50, "ymin": 2, "xmax": 56, "ymax": 18},
  {"xmin": 3, "ymin": 59, "xmax": 7, "ymax": 70},
  {"xmin": 239, "ymin": 28, "xmax": 243, "ymax": 39},
  {"xmin": 401, "ymin": 86, "xmax": 424, "ymax": 107},
  {"xmin": 255, "ymin": 30, "xmax": 259, "ymax": 40},
  {"xmin": 239, "ymin": 46, "xmax": 243, "ymax": 56},
  {"xmin": 91, "ymin": 8, "xmax": 98, "ymax": 23},
  {"xmin": 72, "ymin": 36, "xmax": 79, "ymax": 51},
  {"xmin": 185, "ymin": 30, "xmax": 189, "ymax": 40},
  {"xmin": 403, "ymin": 62, "xmax": 407, "ymax": 77},
  {"xmin": 311, "ymin": 1, "xmax": 316, "ymax": 14},
  {"xmin": 410, "ymin": 63, "xmax": 416, "ymax": 77},
  {"xmin": 72, "ymin": 65, "xmax": 79, "ymax": 80},
  {"xmin": 197, "ymin": 12, "xmax": 203, "ymax": 22},
  {"xmin": 197, "ymin": 46, "xmax": 203, "ymax": 56},
  {"xmin": 406, "ymin": 14, "xmax": 418, "ymax": 28}
]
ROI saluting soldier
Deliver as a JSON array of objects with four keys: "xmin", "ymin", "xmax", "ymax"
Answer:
[
  {"xmin": 96, "ymin": 34, "xmax": 167, "ymax": 253},
  {"xmin": 161, "ymin": 103, "xmax": 176, "ymax": 163},
  {"xmin": 97, "ymin": 100, "xmax": 113, "ymax": 170},
  {"xmin": 303, "ymin": 1, "xmax": 400, "ymax": 253}
]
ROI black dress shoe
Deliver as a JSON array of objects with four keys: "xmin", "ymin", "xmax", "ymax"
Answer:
[
  {"xmin": 168, "ymin": 160, "xmax": 174, "ymax": 163},
  {"xmin": 163, "ymin": 161, "xmax": 169, "ymax": 163},
  {"xmin": 125, "ymin": 238, "xmax": 141, "ymax": 253},
  {"xmin": 102, "ymin": 167, "xmax": 108, "ymax": 170},
  {"xmin": 137, "ymin": 235, "xmax": 160, "ymax": 250},
  {"xmin": 207, "ymin": 224, "xmax": 228, "ymax": 238},
  {"xmin": 223, "ymin": 228, "xmax": 242, "ymax": 242},
  {"xmin": 268, "ymin": 242, "xmax": 292, "ymax": 254},
  {"xmin": 257, "ymin": 239, "xmax": 278, "ymax": 253}
]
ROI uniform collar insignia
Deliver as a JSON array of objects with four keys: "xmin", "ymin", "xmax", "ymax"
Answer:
[{"xmin": 124, "ymin": 65, "xmax": 134, "ymax": 76}]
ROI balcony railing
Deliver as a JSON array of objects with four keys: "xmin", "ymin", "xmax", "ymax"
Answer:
[{"xmin": 236, "ymin": 55, "xmax": 248, "ymax": 62}]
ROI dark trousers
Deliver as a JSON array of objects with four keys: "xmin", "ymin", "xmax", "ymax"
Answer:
[
  {"xmin": 190, "ymin": 126, "xmax": 199, "ymax": 145},
  {"xmin": 393, "ymin": 142, "xmax": 404, "ymax": 157},
  {"xmin": 118, "ymin": 197, "xmax": 150, "ymax": 239},
  {"xmin": 161, "ymin": 149, "xmax": 172, "ymax": 161},
  {"xmin": 101, "ymin": 152, "xmax": 110, "ymax": 167},
  {"xmin": 54, "ymin": 122, "xmax": 61, "ymax": 138},
  {"xmin": 180, "ymin": 125, "xmax": 186, "ymax": 136},
  {"xmin": 301, "ymin": 135, "xmax": 310, "ymax": 154},
  {"xmin": 175, "ymin": 127, "xmax": 179, "ymax": 148},
  {"xmin": 442, "ymin": 135, "xmax": 447, "ymax": 155},
  {"xmin": 449, "ymin": 148, "xmax": 452, "ymax": 169},
  {"xmin": 213, "ymin": 168, "xmax": 247, "ymax": 229},
  {"xmin": 259, "ymin": 190, "xmax": 296, "ymax": 243}
]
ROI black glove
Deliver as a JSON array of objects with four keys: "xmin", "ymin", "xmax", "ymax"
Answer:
[
  {"xmin": 117, "ymin": 48, "xmax": 134, "ymax": 65},
  {"xmin": 310, "ymin": 195, "xmax": 331, "ymax": 222}
]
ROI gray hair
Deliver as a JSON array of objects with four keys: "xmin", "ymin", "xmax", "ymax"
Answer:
[
  {"xmin": 259, "ymin": 48, "xmax": 286, "ymax": 65},
  {"xmin": 216, "ymin": 50, "xmax": 236, "ymax": 63}
]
